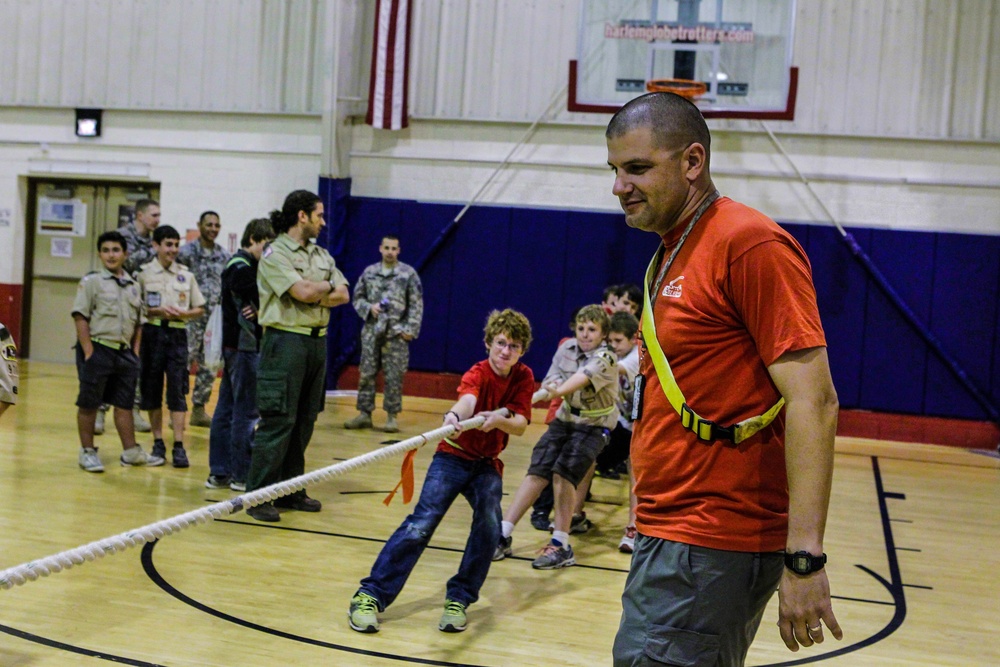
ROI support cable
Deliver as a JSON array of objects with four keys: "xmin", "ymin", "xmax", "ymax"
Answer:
[{"xmin": 760, "ymin": 122, "xmax": 1000, "ymax": 427}]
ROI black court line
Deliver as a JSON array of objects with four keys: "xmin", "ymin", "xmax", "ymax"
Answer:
[
  {"xmin": 211, "ymin": 517, "xmax": 631, "ymax": 574},
  {"xmin": 0, "ymin": 454, "xmax": 913, "ymax": 665},
  {"xmin": 758, "ymin": 456, "xmax": 908, "ymax": 666},
  {"xmin": 141, "ymin": 540, "xmax": 483, "ymax": 667},
  {"xmin": 0, "ymin": 623, "xmax": 167, "ymax": 666}
]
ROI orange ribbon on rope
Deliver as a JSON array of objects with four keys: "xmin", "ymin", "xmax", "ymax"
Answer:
[{"xmin": 383, "ymin": 448, "xmax": 419, "ymax": 506}]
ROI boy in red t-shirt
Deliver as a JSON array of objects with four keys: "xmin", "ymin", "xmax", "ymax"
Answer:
[{"xmin": 349, "ymin": 309, "xmax": 535, "ymax": 635}]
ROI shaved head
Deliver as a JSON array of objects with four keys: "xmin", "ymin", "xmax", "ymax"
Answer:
[{"xmin": 606, "ymin": 92, "xmax": 711, "ymax": 164}]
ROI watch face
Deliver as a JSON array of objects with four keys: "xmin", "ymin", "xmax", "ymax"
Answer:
[{"xmin": 794, "ymin": 555, "xmax": 810, "ymax": 573}]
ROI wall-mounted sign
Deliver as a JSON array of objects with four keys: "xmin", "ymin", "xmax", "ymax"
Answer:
[{"xmin": 38, "ymin": 197, "xmax": 87, "ymax": 236}]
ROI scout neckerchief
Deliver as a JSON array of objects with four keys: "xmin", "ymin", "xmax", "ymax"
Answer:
[{"xmin": 641, "ymin": 191, "xmax": 785, "ymax": 443}]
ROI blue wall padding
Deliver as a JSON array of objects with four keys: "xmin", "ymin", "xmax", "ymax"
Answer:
[
  {"xmin": 323, "ymin": 191, "xmax": 996, "ymax": 422},
  {"xmin": 924, "ymin": 233, "xmax": 1000, "ymax": 419},
  {"xmin": 859, "ymin": 229, "xmax": 935, "ymax": 414},
  {"xmin": 789, "ymin": 224, "xmax": 871, "ymax": 410},
  {"xmin": 319, "ymin": 177, "xmax": 354, "ymax": 389}
]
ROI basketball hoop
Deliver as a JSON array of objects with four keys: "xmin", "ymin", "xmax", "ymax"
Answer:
[{"xmin": 645, "ymin": 79, "xmax": 708, "ymax": 100}]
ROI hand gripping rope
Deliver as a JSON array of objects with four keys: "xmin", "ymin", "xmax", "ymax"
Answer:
[{"xmin": 0, "ymin": 415, "xmax": 496, "ymax": 591}]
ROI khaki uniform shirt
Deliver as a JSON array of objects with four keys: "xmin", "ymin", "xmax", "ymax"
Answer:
[
  {"xmin": 137, "ymin": 259, "xmax": 206, "ymax": 321},
  {"xmin": 544, "ymin": 338, "xmax": 620, "ymax": 428},
  {"xmin": 257, "ymin": 233, "xmax": 349, "ymax": 329},
  {"xmin": 72, "ymin": 268, "xmax": 143, "ymax": 345}
]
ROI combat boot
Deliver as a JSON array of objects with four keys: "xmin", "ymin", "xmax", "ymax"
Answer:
[
  {"xmin": 190, "ymin": 405, "xmax": 212, "ymax": 427},
  {"xmin": 344, "ymin": 412, "xmax": 373, "ymax": 430},
  {"xmin": 94, "ymin": 407, "xmax": 107, "ymax": 435},
  {"xmin": 133, "ymin": 408, "xmax": 151, "ymax": 433},
  {"xmin": 383, "ymin": 413, "xmax": 399, "ymax": 433}
]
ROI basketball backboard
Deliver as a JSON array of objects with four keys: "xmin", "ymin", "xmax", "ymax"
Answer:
[{"xmin": 570, "ymin": 0, "xmax": 798, "ymax": 119}]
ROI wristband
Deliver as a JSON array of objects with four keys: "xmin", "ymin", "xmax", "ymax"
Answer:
[{"xmin": 444, "ymin": 410, "xmax": 460, "ymax": 422}]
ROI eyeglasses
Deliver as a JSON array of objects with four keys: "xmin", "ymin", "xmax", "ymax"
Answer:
[{"xmin": 491, "ymin": 339, "xmax": 523, "ymax": 353}]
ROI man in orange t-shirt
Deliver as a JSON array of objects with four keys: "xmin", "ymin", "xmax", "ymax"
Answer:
[{"xmin": 606, "ymin": 93, "xmax": 843, "ymax": 667}]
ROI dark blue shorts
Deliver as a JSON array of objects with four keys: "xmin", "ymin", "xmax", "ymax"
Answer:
[
  {"xmin": 75, "ymin": 343, "xmax": 140, "ymax": 410},
  {"xmin": 139, "ymin": 324, "xmax": 189, "ymax": 412}
]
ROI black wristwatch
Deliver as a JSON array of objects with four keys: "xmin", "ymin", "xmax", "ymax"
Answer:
[{"xmin": 784, "ymin": 550, "xmax": 827, "ymax": 575}]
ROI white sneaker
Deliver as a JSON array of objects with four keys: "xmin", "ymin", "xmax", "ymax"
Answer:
[
  {"xmin": 618, "ymin": 526, "xmax": 637, "ymax": 554},
  {"xmin": 120, "ymin": 445, "xmax": 165, "ymax": 467},
  {"xmin": 133, "ymin": 408, "xmax": 151, "ymax": 433},
  {"xmin": 79, "ymin": 447, "xmax": 104, "ymax": 473}
]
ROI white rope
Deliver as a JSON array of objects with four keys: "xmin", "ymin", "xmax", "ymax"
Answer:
[{"xmin": 0, "ymin": 416, "xmax": 491, "ymax": 590}]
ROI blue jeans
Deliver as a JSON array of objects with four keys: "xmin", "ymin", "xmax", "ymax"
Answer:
[
  {"xmin": 359, "ymin": 452, "xmax": 503, "ymax": 609},
  {"xmin": 208, "ymin": 349, "xmax": 258, "ymax": 481}
]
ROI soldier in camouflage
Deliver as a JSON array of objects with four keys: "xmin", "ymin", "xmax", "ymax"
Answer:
[
  {"xmin": 108, "ymin": 197, "xmax": 161, "ymax": 433},
  {"xmin": 177, "ymin": 211, "xmax": 230, "ymax": 427},
  {"xmin": 344, "ymin": 236, "xmax": 423, "ymax": 433},
  {"xmin": 120, "ymin": 199, "xmax": 160, "ymax": 277}
]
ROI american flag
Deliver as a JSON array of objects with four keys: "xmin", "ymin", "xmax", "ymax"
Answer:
[{"xmin": 366, "ymin": 0, "xmax": 411, "ymax": 130}]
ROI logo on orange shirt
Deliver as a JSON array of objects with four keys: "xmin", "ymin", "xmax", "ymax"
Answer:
[{"xmin": 663, "ymin": 276, "xmax": 684, "ymax": 299}]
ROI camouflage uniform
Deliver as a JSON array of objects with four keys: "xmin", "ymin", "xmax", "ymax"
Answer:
[
  {"xmin": 0, "ymin": 321, "xmax": 18, "ymax": 406},
  {"xmin": 177, "ymin": 240, "xmax": 231, "ymax": 408},
  {"xmin": 119, "ymin": 223, "xmax": 157, "ymax": 277},
  {"xmin": 352, "ymin": 261, "xmax": 423, "ymax": 415}
]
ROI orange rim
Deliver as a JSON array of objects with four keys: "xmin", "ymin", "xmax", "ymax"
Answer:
[{"xmin": 645, "ymin": 79, "xmax": 708, "ymax": 99}]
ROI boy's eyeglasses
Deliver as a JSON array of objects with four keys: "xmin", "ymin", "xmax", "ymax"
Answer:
[{"xmin": 491, "ymin": 339, "xmax": 523, "ymax": 353}]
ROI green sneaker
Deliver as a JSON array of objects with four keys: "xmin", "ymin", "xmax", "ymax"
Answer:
[
  {"xmin": 438, "ymin": 599, "xmax": 467, "ymax": 633},
  {"xmin": 348, "ymin": 592, "xmax": 380, "ymax": 633}
]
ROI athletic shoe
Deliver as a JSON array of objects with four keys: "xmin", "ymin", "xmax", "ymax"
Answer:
[
  {"xmin": 532, "ymin": 543, "xmax": 575, "ymax": 570},
  {"xmin": 247, "ymin": 502, "xmax": 280, "ymax": 522},
  {"xmin": 133, "ymin": 408, "xmax": 151, "ymax": 433},
  {"xmin": 383, "ymin": 414, "xmax": 399, "ymax": 433},
  {"xmin": 151, "ymin": 439, "xmax": 167, "ymax": 460},
  {"xmin": 547, "ymin": 512, "xmax": 593, "ymax": 535},
  {"xmin": 274, "ymin": 494, "xmax": 322, "ymax": 512},
  {"xmin": 619, "ymin": 526, "xmax": 637, "ymax": 554},
  {"xmin": 120, "ymin": 445, "xmax": 165, "ymax": 467},
  {"xmin": 172, "ymin": 445, "xmax": 190, "ymax": 468},
  {"xmin": 438, "ymin": 599, "xmax": 468, "ymax": 633},
  {"xmin": 344, "ymin": 412, "xmax": 373, "ymax": 430},
  {"xmin": 348, "ymin": 592, "xmax": 380, "ymax": 633},
  {"xmin": 229, "ymin": 480, "xmax": 246, "ymax": 492},
  {"xmin": 205, "ymin": 474, "xmax": 231, "ymax": 489},
  {"xmin": 189, "ymin": 405, "xmax": 212, "ymax": 427},
  {"xmin": 530, "ymin": 509, "xmax": 550, "ymax": 531},
  {"xmin": 94, "ymin": 408, "xmax": 106, "ymax": 436},
  {"xmin": 79, "ymin": 447, "xmax": 104, "ymax": 473},
  {"xmin": 595, "ymin": 465, "xmax": 619, "ymax": 480},
  {"xmin": 493, "ymin": 535, "xmax": 512, "ymax": 561},
  {"xmin": 571, "ymin": 512, "xmax": 593, "ymax": 534}
]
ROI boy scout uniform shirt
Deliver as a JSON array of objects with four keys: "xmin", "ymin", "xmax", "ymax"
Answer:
[
  {"xmin": 72, "ymin": 269, "xmax": 143, "ymax": 345},
  {"xmin": 257, "ymin": 233, "xmax": 349, "ymax": 329},
  {"xmin": 544, "ymin": 338, "xmax": 620, "ymax": 428},
  {"xmin": 138, "ymin": 259, "xmax": 206, "ymax": 322}
]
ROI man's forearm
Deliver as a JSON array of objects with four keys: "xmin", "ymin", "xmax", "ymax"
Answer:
[{"xmin": 783, "ymin": 395, "xmax": 838, "ymax": 553}]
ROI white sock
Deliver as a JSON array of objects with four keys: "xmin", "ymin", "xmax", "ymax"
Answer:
[
  {"xmin": 502, "ymin": 521, "xmax": 514, "ymax": 538},
  {"xmin": 552, "ymin": 530, "xmax": 570, "ymax": 548}
]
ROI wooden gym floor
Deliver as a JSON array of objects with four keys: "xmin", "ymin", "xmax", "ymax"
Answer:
[{"xmin": 0, "ymin": 361, "xmax": 997, "ymax": 666}]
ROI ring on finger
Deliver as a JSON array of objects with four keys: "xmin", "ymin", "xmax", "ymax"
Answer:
[{"xmin": 807, "ymin": 624, "xmax": 822, "ymax": 633}]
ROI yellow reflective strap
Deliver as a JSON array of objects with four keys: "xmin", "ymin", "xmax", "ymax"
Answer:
[
  {"xmin": 443, "ymin": 437, "xmax": 463, "ymax": 450},
  {"xmin": 642, "ymin": 250, "xmax": 784, "ymax": 443},
  {"xmin": 733, "ymin": 398, "xmax": 786, "ymax": 443},
  {"xmin": 575, "ymin": 404, "xmax": 617, "ymax": 418}
]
